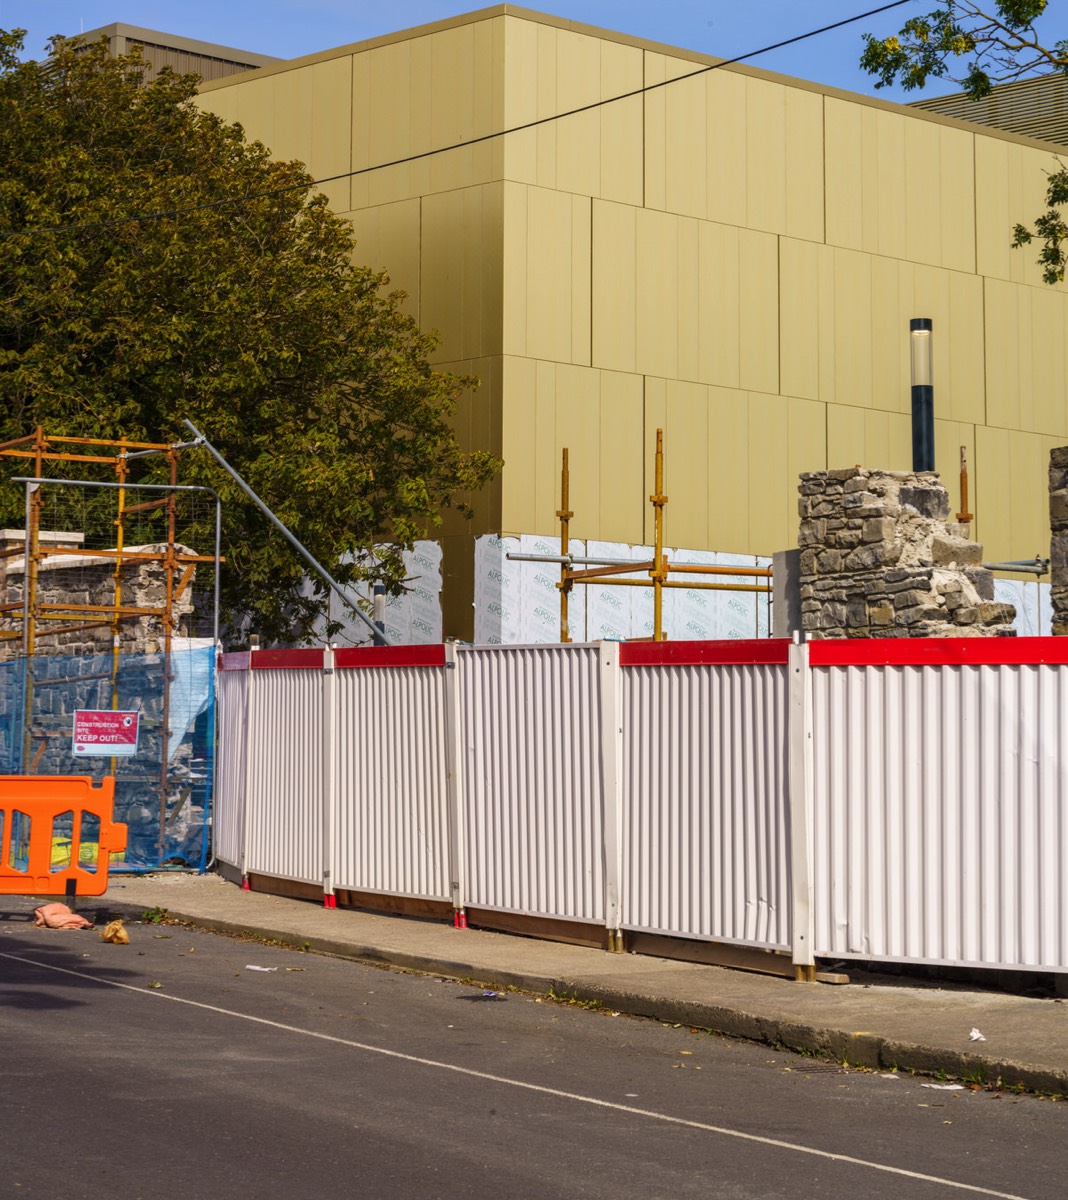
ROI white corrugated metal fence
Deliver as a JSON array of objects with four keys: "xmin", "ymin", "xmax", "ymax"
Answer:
[{"xmin": 213, "ymin": 637, "xmax": 1068, "ymax": 976}]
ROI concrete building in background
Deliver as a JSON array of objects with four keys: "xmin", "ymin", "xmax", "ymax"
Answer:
[
  {"xmin": 912, "ymin": 70, "xmax": 1068, "ymax": 149},
  {"xmin": 184, "ymin": 5, "xmax": 1068, "ymax": 637},
  {"xmin": 75, "ymin": 22, "xmax": 279, "ymax": 83}
]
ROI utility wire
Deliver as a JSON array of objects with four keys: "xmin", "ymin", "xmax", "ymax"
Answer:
[{"xmin": 0, "ymin": 0, "xmax": 914, "ymax": 241}]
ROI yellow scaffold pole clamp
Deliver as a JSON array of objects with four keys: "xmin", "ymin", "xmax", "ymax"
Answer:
[
  {"xmin": 557, "ymin": 447, "xmax": 574, "ymax": 643},
  {"xmin": 649, "ymin": 429, "xmax": 668, "ymax": 642}
]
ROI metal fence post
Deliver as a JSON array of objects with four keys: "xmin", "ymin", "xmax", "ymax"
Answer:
[
  {"xmin": 322, "ymin": 646, "xmax": 337, "ymax": 908},
  {"xmin": 444, "ymin": 642, "xmax": 467, "ymax": 926},
  {"xmin": 599, "ymin": 640, "xmax": 624, "ymax": 952},
  {"xmin": 788, "ymin": 638, "xmax": 815, "ymax": 980},
  {"xmin": 239, "ymin": 650, "xmax": 256, "ymax": 888}
]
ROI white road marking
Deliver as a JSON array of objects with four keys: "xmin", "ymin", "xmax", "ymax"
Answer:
[{"xmin": 0, "ymin": 950, "xmax": 1031, "ymax": 1200}]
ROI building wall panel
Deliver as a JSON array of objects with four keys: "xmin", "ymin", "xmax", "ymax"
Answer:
[
  {"xmin": 748, "ymin": 394, "xmax": 826, "ymax": 553},
  {"xmin": 643, "ymin": 382, "xmax": 750, "ymax": 553},
  {"xmin": 421, "ymin": 184, "xmax": 504, "ymax": 364},
  {"xmin": 826, "ymin": 405, "xmax": 912, "ymax": 473},
  {"xmin": 502, "ymin": 21, "xmax": 643, "ymax": 203},
  {"xmin": 706, "ymin": 70, "xmax": 748, "ymax": 228},
  {"xmin": 591, "ymin": 200, "xmax": 637, "ymax": 372},
  {"xmin": 974, "ymin": 424, "xmax": 1063, "ymax": 564},
  {"xmin": 503, "ymin": 185, "xmax": 590, "ymax": 364},
  {"xmin": 198, "ymin": 56, "xmax": 352, "ymax": 212},
  {"xmin": 826, "ymin": 99, "xmax": 976, "ymax": 273},
  {"xmin": 344, "ymin": 198, "xmax": 422, "ymax": 318},
  {"xmin": 985, "ymin": 278, "xmax": 1068, "ymax": 437},
  {"xmin": 975, "ymin": 136, "xmax": 1061, "ymax": 286}
]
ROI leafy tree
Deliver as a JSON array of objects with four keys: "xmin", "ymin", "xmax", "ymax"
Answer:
[
  {"xmin": 860, "ymin": 2, "xmax": 1066, "ymax": 97},
  {"xmin": 861, "ymin": 2, "xmax": 1068, "ymax": 283},
  {"xmin": 0, "ymin": 30, "xmax": 499, "ymax": 644}
]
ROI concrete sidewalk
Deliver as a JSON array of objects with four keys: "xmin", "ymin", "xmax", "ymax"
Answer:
[{"xmin": 87, "ymin": 872, "xmax": 1068, "ymax": 1097}]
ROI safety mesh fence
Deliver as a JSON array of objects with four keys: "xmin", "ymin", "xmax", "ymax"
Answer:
[{"xmin": 0, "ymin": 647, "xmax": 214, "ymax": 870}]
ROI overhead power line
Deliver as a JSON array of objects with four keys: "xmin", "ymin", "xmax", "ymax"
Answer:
[{"xmin": 0, "ymin": 1, "xmax": 914, "ymax": 241}]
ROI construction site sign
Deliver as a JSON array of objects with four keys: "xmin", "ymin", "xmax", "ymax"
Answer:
[{"xmin": 72, "ymin": 710, "xmax": 140, "ymax": 757}]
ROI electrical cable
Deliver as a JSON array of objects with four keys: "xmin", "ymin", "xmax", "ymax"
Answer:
[{"xmin": 0, "ymin": 0, "xmax": 915, "ymax": 240}]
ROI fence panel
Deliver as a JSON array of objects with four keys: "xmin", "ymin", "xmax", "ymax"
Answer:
[
  {"xmin": 332, "ymin": 648, "xmax": 450, "ymax": 900},
  {"xmin": 459, "ymin": 644, "xmax": 605, "ymax": 922},
  {"xmin": 619, "ymin": 643, "xmax": 792, "ymax": 949},
  {"xmin": 810, "ymin": 640, "xmax": 1068, "ymax": 971},
  {"xmin": 245, "ymin": 652, "xmax": 323, "ymax": 884},
  {"xmin": 213, "ymin": 655, "xmax": 249, "ymax": 870}
]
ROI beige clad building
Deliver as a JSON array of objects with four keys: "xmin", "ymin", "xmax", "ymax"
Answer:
[{"xmin": 197, "ymin": 4, "xmax": 1068, "ymax": 638}]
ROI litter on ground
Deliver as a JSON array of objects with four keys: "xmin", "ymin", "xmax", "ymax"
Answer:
[{"xmin": 33, "ymin": 903, "xmax": 92, "ymax": 930}]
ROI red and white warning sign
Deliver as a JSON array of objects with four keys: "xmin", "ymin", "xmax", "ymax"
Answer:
[{"xmin": 72, "ymin": 710, "xmax": 140, "ymax": 757}]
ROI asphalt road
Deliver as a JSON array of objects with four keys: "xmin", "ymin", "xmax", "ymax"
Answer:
[{"xmin": 0, "ymin": 905, "xmax": 1063, "ymax": 1200}]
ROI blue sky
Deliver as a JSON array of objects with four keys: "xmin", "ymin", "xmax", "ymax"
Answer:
[{"xmin": 6, "ymin": 1, "xmax": 1068, "ymax": 104}]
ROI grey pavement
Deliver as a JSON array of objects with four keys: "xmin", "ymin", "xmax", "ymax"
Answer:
[{"xmin": 71, "ymin": 871, "xmax": 1068, "ymax": 1098}]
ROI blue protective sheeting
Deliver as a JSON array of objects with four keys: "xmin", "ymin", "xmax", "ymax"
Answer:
[{"xmin": 0, "ymin": 648, "xmax": 215, "ymax": 871}]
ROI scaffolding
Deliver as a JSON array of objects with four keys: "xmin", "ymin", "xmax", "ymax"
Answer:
[
  {"xmin": 509, "ymin": 428, "xmax": 773, "ymax": 643},
  {"xmin": 0, "ymin": 427, "xmax": 221, "ymax": 868}
]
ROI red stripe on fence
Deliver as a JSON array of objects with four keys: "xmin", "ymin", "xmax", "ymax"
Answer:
[
  {"xmin": 619, "ymin": 639, "xmax": 791, "ymax": 666},
  {"xmin": 335, "ymin": 645, "xmax": 447, "ymax": 669},
  {"xmin": 808, "ymin": 636, "xmax": 1068, "ymax": 667},
  {"xmin": 250, "ymin": 649, "xmax": 326, "ymax": 670},
  {"xmin": 218, "ymin": 652, "xmax": 251, "ymax": 671}
]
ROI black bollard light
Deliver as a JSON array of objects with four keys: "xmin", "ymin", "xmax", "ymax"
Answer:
[{"xmin": 910, "ymin": 317, "xmax": 934, "ymax": 472}]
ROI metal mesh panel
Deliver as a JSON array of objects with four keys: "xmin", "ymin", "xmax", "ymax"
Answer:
[{"xmin": 0, "ymin": 648, "xmax": 214, "ymax": 871}]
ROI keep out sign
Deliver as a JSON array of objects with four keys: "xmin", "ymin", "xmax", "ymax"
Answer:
[{"xmin": 72, "ymin": 710, "xmax": 140, "ymax": 757}]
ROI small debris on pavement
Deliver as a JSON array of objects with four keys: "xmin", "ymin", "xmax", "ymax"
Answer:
[
  {"xmin": 921, "ymin": 1083, "xmax": 965, "ymax": 1091},
  {"xmin": 879, "ymin": 1074, "xmax": 901, "ymax": 1080},
  {"xmin": 969, "ymin": 1027, "xmax": 987, "ymax": 1042},
  {"xmin": 245, "ymin": 964, "xmax": 277, "ymax": 972},
  {"xmin": 33, "ymin": 903, "xmax": 92, "ymax": 930},
  {"xmin": 100, "ymin": 919, "xmax": 129, "ymax": 944}
]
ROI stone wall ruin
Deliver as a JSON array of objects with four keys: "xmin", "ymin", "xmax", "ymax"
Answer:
[
  {"xmin": 0, "ymin": 529, "xmax": 196, "ymax": 661},
  {"xmin": 798, "ymin": 469, "xmax": 1015, "ymax": 639}
]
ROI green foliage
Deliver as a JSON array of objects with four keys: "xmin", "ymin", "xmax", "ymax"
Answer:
[
  {"xmin": 0, "ymin": 29, "xmax": 499, "ymax": 644},
  {"xmin": 1012, "ymin": 158, "xmax": 1068, "ymax": 282},
  {"xmin": 860, "ymin": 3, "xmax": 1065, "ymax": 98}
]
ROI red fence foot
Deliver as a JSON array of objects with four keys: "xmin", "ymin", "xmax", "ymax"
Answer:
[
  {"xmin": 323, "ymin": 893, "xmax": 337, "ymax": 909},
  {"xmin": 241, "ymin": 876, "xmax": 251, "ymax": 891},
  {"xmin": 453, "ymin": 910, "xmax": 467, "ymax": 929}
]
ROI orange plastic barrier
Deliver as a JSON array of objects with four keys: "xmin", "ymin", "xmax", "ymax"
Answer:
[{"xmin": 0, "ymin": 775, "xmax": 127, "ymax": 898}]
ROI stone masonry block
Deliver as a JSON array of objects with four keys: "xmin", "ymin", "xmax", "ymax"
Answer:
[
  {"xmin": 931, "ymin": 536, "xmax": 983, "ymax": 567},
  {"xmin": 862, "ymin": 517, "xmax": 896, "ymax": 543},
  {"xmin": 964, "ymin": 568, "xmax": 995, "ymax": 601},
  {"xmin": 900, "ymin": 485, "xmax": 950, "ymax": 520}
]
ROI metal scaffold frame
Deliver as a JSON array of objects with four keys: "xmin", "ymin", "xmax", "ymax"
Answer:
[
  {"xmin": 0, "ymin": 427, "xmax": 222, "ymax": 866},
  {"xmin": 509, "ymin": 428, "xmax": 773, "ymax": 643}
]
